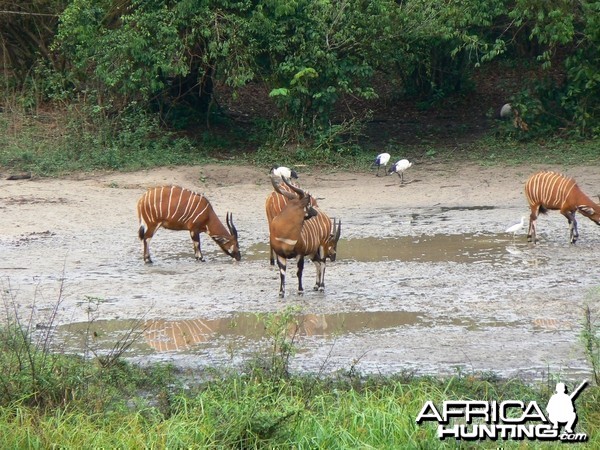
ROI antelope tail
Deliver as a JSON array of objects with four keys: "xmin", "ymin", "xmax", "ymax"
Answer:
[{"xmin": 138, "ymin": 225, "xmax": 146, "ymax": 240}]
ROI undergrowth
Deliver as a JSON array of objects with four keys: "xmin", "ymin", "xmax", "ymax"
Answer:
[
  {"xmin": 1, "ymin": 101, "xmax": 599, "ymax": 177},
  {"xmin": 0, "ymin": 292, "xmax": 599, "ymax": 448}
]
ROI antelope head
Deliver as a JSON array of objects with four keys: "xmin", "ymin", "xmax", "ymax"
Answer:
[
  {"xmin": 213, "ymin": 212, "xmax": 241, "ymax": 261},
  {"xmin": 325, "ymin": 218, "xmax": 342, "ymax": 261},
  {"xmin": 271, "ymin": 175, "xmax": 317, "ymax": 219}
]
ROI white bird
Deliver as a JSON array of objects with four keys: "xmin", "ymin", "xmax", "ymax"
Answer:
[
  {"xmin": 371, "ymin": 152, "xmax": 391, "ymax": 177},
  {"xmin": 500, "ymin": 103, "xmax": 513, "ymax": 119},
  {"xmin": 506, "ymin": 215, "xmax": 527, "ymax": 238},
  {"xmin": 388, "ymin": 159, "xmax": 412, "ymax": 183},
  {"xmin": 270, "ymin": 166, "xmax": 298, "ymax": 179}
]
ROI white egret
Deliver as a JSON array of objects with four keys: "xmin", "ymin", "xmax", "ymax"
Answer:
[{"xmin": 506, "ymin": 215, "xmax": 527, "ymax": 239}]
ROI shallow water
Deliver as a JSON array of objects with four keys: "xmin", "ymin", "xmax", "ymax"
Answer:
[{"xmin": 2, "ymin": 204, "xmax": 598, "ymax": 380}]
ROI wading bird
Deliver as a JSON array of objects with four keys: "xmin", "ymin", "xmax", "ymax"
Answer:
[
  {"xmin": 371, "ymin": 152, "xmax": 391, "ymax": 177},
  {"xmin": 505, "ymin": 215, "xmax": 526, "ymax": 240},
  {"xmin": 388, "ymin": 159, "xmax": 412, "ymax": 183},
  {"xmin": 270, "ymin": 166, "xmax": 298, "ymax": 180}
]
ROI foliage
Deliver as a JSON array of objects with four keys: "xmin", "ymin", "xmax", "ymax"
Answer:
[
  {"xmin": 2, "ymin": 0, "xmax": 600, "ymax": 168},
  {"xmin": 0, "ymin": 360, "xmax": 598, "ymax": 448},
  {"xmin": 501, "ymin": 0, "xmax": 600, "ymax": 137},
  {"xmin": 581, "ymin": 297, "xmax": 600, "ymax": 385},
  {"xmin": 0, "ymin": 0, "xmax": 68, "ymax": 78}
]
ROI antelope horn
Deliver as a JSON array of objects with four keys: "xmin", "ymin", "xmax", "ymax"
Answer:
[
  {"xmin": 334, "ymin": 218, "xmax": 342, "ymax": 242},
  {"xmin": 270, "ymin": 175, "xmax": 296, "ymax": 200},
  {"xmin": 226, "ymin": 212, "xmax": 238, "ymax": 239},
  {"xmin": 281, "ymin": 175, "xmax": 307, "ymax": 199}
]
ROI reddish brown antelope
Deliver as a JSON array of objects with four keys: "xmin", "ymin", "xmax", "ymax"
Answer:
[
  {"xmin": 268, "ymin": 176, "xmax": 341, "ymax": 297},
  {"xmin": 137, "ymin": 185, "xmax": 240, "ymax": 263},
  {"xmin": 265, "ymin": 178, "xmax": 318, "ymax": 265},
  {"xmin": 525, "ymin": 171, "xmax": 600, "ymax": 244}
]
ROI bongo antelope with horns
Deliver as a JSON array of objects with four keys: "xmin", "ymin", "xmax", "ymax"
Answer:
[
  {"xmin": 268, "ymin": 176, "xmax": 341, "ymax": 297},
  {"xmin": 525, "ymin": 171, "xmax": 600, "ymax": 244},
  {"xmin": 137, "ymin": 185, "xmax": 240, "ymax": 263},
  {"xmin": 265, "ymin": 178, "xmax": 318, "ymax": 266}
]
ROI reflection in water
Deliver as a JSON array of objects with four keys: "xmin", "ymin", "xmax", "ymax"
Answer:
[
  {"xmin": 55, "ymin": 311, "xmax": 424, "ymax": 355},
  {"xmin": 53, "ymin": 310, "xmax": 524, "ymax": 357},
  {"xmin": 144, "ymin": 318, "xmax": 220, "ymax": 352}
]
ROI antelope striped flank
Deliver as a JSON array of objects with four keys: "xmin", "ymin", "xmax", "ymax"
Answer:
[
  {"xmin": 524, "ymin": 171, "xmax": 600, "ymax": 244},
  {"xmin": 267, "ymin": 176, "xmax": 341, "ymax": 297},
  {"xmin": 137, "ymin": 185, "xmax": 240, "ymax": 263},
  {"xmin": 265, "ymin": 180, "xmax": 318, "ymax": 265}
]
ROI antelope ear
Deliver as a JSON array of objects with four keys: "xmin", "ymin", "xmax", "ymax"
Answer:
[
  {"xmin": 213, "ymin": 235, "xmax": 228, "ymax": 244},
  {"xmin": 577, "ymin": 205, "xmax": 596, "ymax": 215}
]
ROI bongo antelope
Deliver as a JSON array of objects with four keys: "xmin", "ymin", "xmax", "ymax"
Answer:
[
  {"xmin": 137, "ymin": 185, "xmax": 240, "ymax": 263},
  {"xmin": 268, "ymin": 176, "xmax": 341, "ymax": 297},
  {"xmin": 525, "ymin": 171, "xmax": 600, "ymax": 244}
]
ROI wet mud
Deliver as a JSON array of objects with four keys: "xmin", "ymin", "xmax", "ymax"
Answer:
[{"xmin": 1, "ymin": 164, "xmax": 599, "ymax": 380}]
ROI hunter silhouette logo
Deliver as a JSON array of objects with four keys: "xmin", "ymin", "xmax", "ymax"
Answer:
[
  {"xmin": 546, "ymin": 381, "xmax": 586, "ymax": 434},
  {"xmin": 416, "ymin": 380, "xmax": 589, "ymax": 442}
]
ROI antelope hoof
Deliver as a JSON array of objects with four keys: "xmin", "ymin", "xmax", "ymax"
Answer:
[
  {"xmin": 196, "ymin": 256, "xmax": 206, "ymax": 262},
  {"xmin": 297, "ymin": 289, "xmax": 304, "ymax": 296},
  {"xmin": 144, "ymin": 258, "xmax": 153, "ymax": 264},
  {"xmin": 279, "ymin": 291, "xmax": 285, "ymax": 298}
]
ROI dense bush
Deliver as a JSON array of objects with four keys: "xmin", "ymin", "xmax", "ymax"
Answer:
[{"xmin": 1, "ymin": 0, "xmax": 599, "ymax": 161}]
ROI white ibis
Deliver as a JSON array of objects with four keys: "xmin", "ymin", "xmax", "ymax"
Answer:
[
  {"xmin": 388, "ymin": 159, "xmax": 412, "ymax": 183},
  {"xmin": 270, "ymin": 166, "xmax": 298, "ymax": 179},
  {"xmin": 371, "ymin": 152, "xmax": 391, "ymax": 177}
]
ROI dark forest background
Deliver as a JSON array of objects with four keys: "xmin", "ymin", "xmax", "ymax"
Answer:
[{"xmin": 1, "ymin": 0, "xmax": 599, "ymax": 172}]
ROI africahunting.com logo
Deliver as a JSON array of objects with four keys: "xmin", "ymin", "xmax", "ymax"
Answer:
[{"xmin": 416, "ymin": 381, "xmax": 589, "ymax": 443}]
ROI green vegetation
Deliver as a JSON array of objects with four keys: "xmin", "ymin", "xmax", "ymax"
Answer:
[
  {"xmin": 2, "ymin": 2, "xmax": 600, "ymax": 445},
  {"xmin": 1, "ymin": 1, "xmax": 600, "ymax": 177},
  {"xmin": 1, "ymin": 301, "xmax": 599, "ymax": 448},
  {"xmin": 1, "ymin": 105, "xmax": 599, "ymax": 177}
]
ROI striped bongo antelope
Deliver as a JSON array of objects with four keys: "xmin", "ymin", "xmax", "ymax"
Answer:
[
  {"xmin": 268, "ymin": 176, "xmax": 341, "ymax": 297},
  {"xmin": 265, "ymin": 178, "xmax": 318, "ymax": 265},
  {"xmin": 137, "ymin": 185, "xmax": 241, "ymax": 263},
  {"xmin": 525, "ymin": 171, "xmax": 600, "ymax": 244}
]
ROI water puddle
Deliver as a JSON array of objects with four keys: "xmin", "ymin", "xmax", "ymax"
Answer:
[
  {"xmin": 245, "ymin": 233, "xmax": 529, "ymax": 263},
  {"xmin": 52, "ymin": 310, "xmax": 521, "ymax": 357}
]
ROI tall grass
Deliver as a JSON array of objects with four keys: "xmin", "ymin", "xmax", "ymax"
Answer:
[
  {"xmin": 1, "ymin": 371, "xmax": 597, "ymax": 448},
  {"xmin": 0, "ymin": 298, "xmax": 598, "ymax": 449}
]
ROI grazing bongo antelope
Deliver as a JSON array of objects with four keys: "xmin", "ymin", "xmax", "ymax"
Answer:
[
  {"xmin": 137, "ymin": 185, "xmax": 241, "ymax": 263},
  {"xmin": 268, "ymin": 176, "xmax": 341, "ymax": 297},
  {"xmin": 525, "ymin": 171, "xmax": 600, "ymax": 244}
]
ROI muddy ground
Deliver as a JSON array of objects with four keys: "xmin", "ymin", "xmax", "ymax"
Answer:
[{"xmin": 1, "ymin": 162, "xmax": 599, "ymax": 380}]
